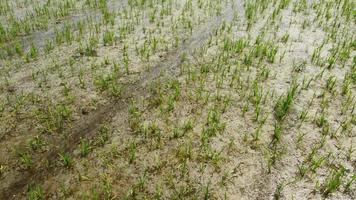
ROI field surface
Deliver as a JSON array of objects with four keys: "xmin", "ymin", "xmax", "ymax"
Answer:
[{"xmin": 0, "ymin": 0, "xmax": 355, "ymax": 199}]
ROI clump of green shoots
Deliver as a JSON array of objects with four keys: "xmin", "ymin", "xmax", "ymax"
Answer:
[
  {"xmin": 274, "ymin": 83, "xmax": 298, "ymax": 121},
  {"xmin": 27, "ymin": 184, "xmax": 44, "ymax": 200},
  {"xmin": 322, "ymin": 166, "xmax": 346, "ymax": 196},
  {"xmin": 58, "ymin": 153, "xmax": 73, "ymax": 168}
]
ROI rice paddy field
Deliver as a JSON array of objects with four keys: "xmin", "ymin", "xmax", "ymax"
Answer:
[{"xmin": 0, "ymin": 0, "xmax": 355, "ymax": 199}]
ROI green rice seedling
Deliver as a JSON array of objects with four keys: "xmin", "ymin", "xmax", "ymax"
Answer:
[
  {"xmin": 234, "ymin": 38, "xmax": 248, "ymax": 53},
  {"xmin": 279, "ymin": 50, "xmax": 286, "ymax": 62},
  {"xmin": 253, "ymin": 113, "xmax": 268, "ymax": 141},
  {"xmin": 79, "ymin": 138, "xmax": 91, "ymax": 157},
  {"xmin": 128, "ymin": 101, "xmax": 141, "ymax": 133},
  {"xmin": 153, "ymin": 183, "xmax": 163, "ymax": 199},
  {"xmin": 253, "ymin": 124, "xmax": 263, "ymax": 142},
  {"xmin": 245, "ymin": 1, "xmax": 256, "ymax": 30},
  {"xmin": 25, "ymin": 44, "xmax": 39, "ymax": 62},
  {"xmin": 267, "ymin": 45, "xmax": 278, "ymax": 63},
  {"xmin": 128, "ymin": 141, "xmax": 136, "ymax": 164},
  {"xmin": 204, "ymin": 107, "xmax": 226, "ymax": 138},
  {"xmin": 103, "ymin": 30, "xmax": 115, "ymax": 46},
  {"xmin": 203, "ymin": 181, "xmax": 211, "ymax": 200},
  {"xmin": 102, "ymin": 8, "xmax": 115, "ymax": 26},
  {"xmin": 100, "ymin": 176, "xmax": 114, "ymax": 199},
  {"xmin": 27, "ymin": 184, "xmax": 44, "ymax": 200},
  {"xmin": 182, "ymin": 118, "xmax": 194, "ymax": 133},
  {"xmin": 292, "ymin": 0, "xmax": 307, "ymax": 13},
  {"xmin": 297, "ymin": 163, "xmax": 308, "ymax": 178},
  {"xmin": 89, "ymin": 186, "xmax": 100, "ymax": 200},
  {"xmin": 341, "ymin": 93, "xmax": 355, "ymax": 115},
  {"xmin": 319, "ymin": 93, "xmax": 329, "ymax": 112},
  {"xmin": 298, "ymin": 108, "xmax": 309, "ymax": 126},
  {"xmin": 94, "ymin": 73, "xmax": 122, "ymax": 98},
  {"xmin": 296, "ymin": 132, "xmax": 306, "ymax": 149},
  {"xmin": 78, "ymin": 69, "xmax": 86, "ymax": 88},
  {"xmin": 315, "ymin": 112, "xmax": 327, "ymax": 128},
  {"xmin": 244, "ymin": 51, "xmax": 253, "ymax": 67},
  {"xmin": 274, "ymin": 83, "xmax": 298, "ymax": 121},
  {"xmin": 326, "ymin": 55, "xmax": 337, "ymax": 70},
  {"xmin": 29, "ymin": 135, "xmax": 46, "ymax": 151},
  {"xmin": 264, "ymin": 146, "xmax": 284, "ymax": 173},
  {"xmin": 310, "ymin": 153, "xmax": 328, "ymax": 173},
  {"xmin": 176, "ymin": 142, "xmax": 192, "ymax": 164},
  {"xmin": 341, "ymin": 77, "xmax": 351, "ymax": 96},
  {"xmin": 345, "ymin": 144, "xmax": 354, "ymax": 161},
  {"xmin": 63, "ymin": 23, "xmax": 73, "ymax": 44},
  {"xmin": 17, "ymin": 151, "xmax": 33, "ymax": 168},
  {"xmin": 123, "ymin": 44, "xmax": 130, "ymax": 75},
  {"xmin": 281, "ymin": 33, "xmax": 289, "ymax": 43},
  {"xmin": 325, "ymin": 76, "xmax": 336, "ymax": 93},
  {"xmin": 273, "ymin": 182, "xmax": 287, "ymax": 200},
  {"xmin": 301, "ymin": 76, "xmax": 314, "ymax": 90},
  {"xmin": 250, "ymin": 81, "xmax": 263, "ymax": 121},
  {"xmin": 270, "ymin": 122, "xmax": 283, "ymax": 145},
  {"xmin": 44, "ymin": 40, "xmax": 54, "ymax": 54},
  {"xmin": 171, "ymin": 126, "xmax": 184, "ymax": 139},
  {"xmin": 0, "ymin": 1, "xmax": 11, "ymax": 15},
  {"xmin": 321, "ymin": 123, "xmax": 330, "ymax": 136},
  {"xmin": 14, "ymin": 41, "xmax": 23, "ymax": 55},
  {"xmin": 339, "ymin": 119, "xmax": 353, "ymax": 136},
  {"xmin": 258, "ymin": 65, "xmax": 270, "ymax": 81},
  {"xmin": 144, "ymin": 121, "xmax": 161, "ymax": 141},
  {"xmin": 79, "ymin": 36, "xmax": 98, "ymax": 57},
  {"xmin": 58, "ymin": 153, "xmax": 73, "ymax": 168},
  {"xmin": 162, "ymin": 95, "xmax": 175, "ymax": 113},
  {"xmin": 344, "ymin": 174, "xmax": 355, "ymax": 192},
  {"xmin": 322, "ymin": 166, "xmax": 346, "ymax": 196},
  {"xmin": 311, "ymin": 46, "xmax": 322, "ymax": 64}
]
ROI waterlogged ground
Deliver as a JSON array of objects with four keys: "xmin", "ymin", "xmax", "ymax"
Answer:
[{"xmin": 0, "ymin": 0, "xmax": 355, "ymax": 199}]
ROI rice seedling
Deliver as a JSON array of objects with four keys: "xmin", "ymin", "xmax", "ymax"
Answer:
[
  {"xmin": 345, "ymin": 174, "xmax": 356, "ymax": 192},
  {"xmin": 103, "ymin": 30, "xmax": 115, "ymax": 46},
  {"xmin": 58, "ymin": 153, "xmax": 73, "ymax": 168},
  {"xmin": 274, "ymin": 83, "xmax": 298, "ymax": 121},
  {"xmin": 17, "ymin": 151, "xmax": 33, "ymax": 168},
  {"xmin": 0, "ymin": 0, "xmax": 355, "ymax": 199},
  {"xmin": 28, "ymin": 136, "xmax": 46, "ymax": 151},
  {"xmin": 79, "ymin": 138, "xmax": 91, "ymax": 157},
  {"xmin": 27, "ymin": 184, "xmax": 44, "ymax": 200},
  {"xmin": 25, "ymin": 44, "xmax": 39, "ymax": 62},
  {"xmin": 128, "ymin": 140, "xmax": 137, "ymax": 164},
  {"xmin": 322, "ymin": 166, "xmax": 346, "ymax": 196}
]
